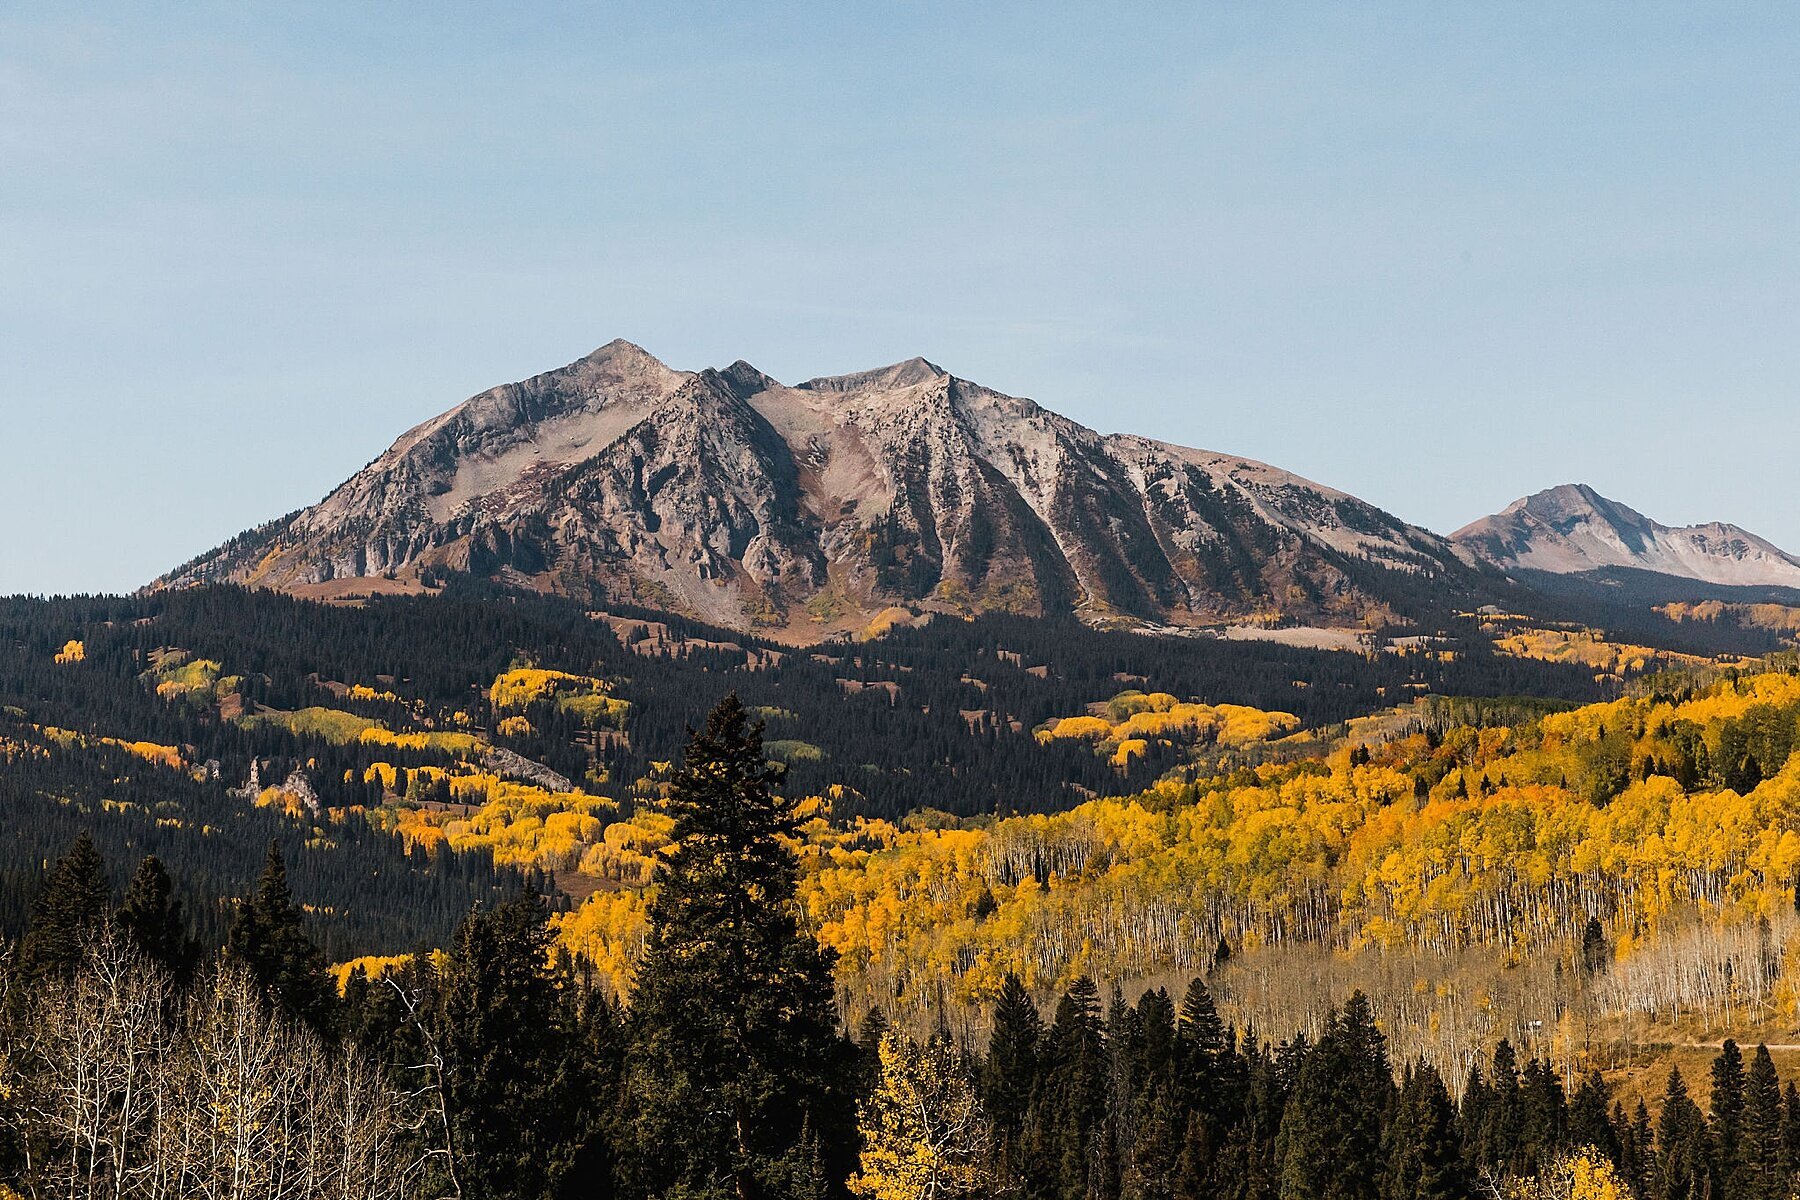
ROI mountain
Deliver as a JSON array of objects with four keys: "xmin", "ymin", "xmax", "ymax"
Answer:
[
  {"xmin": 1451, "ymin": 483, "xmax": 1800, "ymax": 590},
  {"xmin": 159, "ymin": 340, "xmax": 1476, "ymax": 637}
]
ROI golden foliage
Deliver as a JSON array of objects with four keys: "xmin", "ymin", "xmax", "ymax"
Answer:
[
  {"xmin": 328, "ymin": 954, "xmax": 412, "ymax": 994},
  {"xmin": 1659, "ymin": 601, "xmax": 1800, "ymax": 638},
  {"xmin": 488, "ymin": 668, "xmax": 629, "ymax": 726},
  {"xmin": 147, "ymin": 652, "xmax": 229, "ymax": 699},
  {"xmin": 1035, "ymin": 690, "xmax": 1298, "ymax": 763},
  {"xmin": 795, "ymin": 670, "xmax": 1800, "ymax": 1013},
  {"xmin": 54, "ymin": 639, "xmax": 85, "ymax": 664},
  {"xmin": 1505, "ymin": 1149, "xmax": 1631, "ymax": 1200},
  {"xmin": 1493, "ymin": 627, "xmax": 1712, "ymax": 676},
  {"xmin": 554, "ymin": 889, "xmax": 651, "ymax": 998},
  {"xmin": 848, "ymin": 1032, "xmax": 991, "ymax": 1200}
]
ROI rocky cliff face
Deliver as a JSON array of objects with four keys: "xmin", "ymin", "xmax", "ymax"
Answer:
[
  {"xmin": 160, "ymin": 340, "xmax": 1473, "ymax": 637},
  {"xmin": 1451, "ymin": 484, "xmax": 1800, "ymax": 590}
]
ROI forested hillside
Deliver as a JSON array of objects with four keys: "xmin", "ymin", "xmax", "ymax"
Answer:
[
  {"xmin": 6, "ymin": 697, "xmax": 1797, "ymax": 1200},
  {"xmin": 0, "ymin": 583, "xmax": 1620, "ymax": 952},
  {"xmin": 6, "ymin": 581, "xmax": 1800, "ymax": 1197}
]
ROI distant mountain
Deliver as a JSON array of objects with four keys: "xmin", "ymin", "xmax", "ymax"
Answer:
[
  {"xmin": 1452, "ymin": 484, "xmax": 1800, "ymax": 589},
  {"xmin": 157, "ymin": 340, "xmax": 1475, "ymax": 638}
]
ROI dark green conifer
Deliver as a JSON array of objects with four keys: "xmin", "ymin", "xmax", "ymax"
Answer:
[
  {"xmin": 985, "ymin": 972, "xmax": 1044, "ymax": 1178},
  {"xmin": 1380, "ymin": 1062, "xmax": 1466, "ymax": 1200},
  {"xmin": 619, "ymin": 694, "xmax": 850, "ymax": 1199},
  {"xmin": 1567, "ymin": 1071, "xmax": 1618, "ymax": 1163},
  {"xmin": 224, "ymin": 841, "xmax": 337, "ymax": 1031},
  {"xmin": 1030, "ymin": 977, "xmax": 1111, "ymax": 1200},
  {"xmin": 1739, "ymin": 1044, "xmax": 1784, "ymax": 1200},
  {"xmin": 436, "ymin": 893, "xmax": 601, "ymax": 1200},
  {"xmin": 1658, "ymin": 1067, "xmax": 1708, "ymax": 1200},
  {"xmin": 20, "ymin": 831, "xmax": 109, "ymax": 980},
  {"xmin": 1274, "ymin": 993, "xmax": 1391, "ymax": 1200},
  {"xmin": 116, "ymin": 855, "xmax": 196, "ymax": 981},
  {"xmin": 1713, "ymin": 1039, "xmax": 1748, "ymax": 1195},
  {"xmin": 1783, "ymin": 1080, "xmax": 1800, "ymax": 1176}
]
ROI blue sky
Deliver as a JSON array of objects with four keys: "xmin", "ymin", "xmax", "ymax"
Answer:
[{"xmin": 2, "ymin": 3, "xmax": 1796, "ymax": 594}]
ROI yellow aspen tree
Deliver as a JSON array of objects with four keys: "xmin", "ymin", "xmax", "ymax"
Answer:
[
  {"xmin": 849, "ymin": 1031, "xmax": 993, "ymax": 1200},
  {"xmin": 1504, "ymin": 1149, "xmax": 1632, "ymax": 1200}
]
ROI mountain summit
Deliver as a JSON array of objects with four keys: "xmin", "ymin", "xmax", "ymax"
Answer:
[
  {"xmin": 159, "ymin": 341, "xmax": 1471, "ymax": 637},
  {"xmin": 1451, "ymin": 483, "xmax": 1800, "ymax": 589}
]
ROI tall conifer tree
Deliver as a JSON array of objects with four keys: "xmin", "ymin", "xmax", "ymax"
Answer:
[
  {"xmin": 1739, "ymin": 1045, "xmax": 1784, "ymax": 1200},
  {"xmin": 224, "ymin": 841, "xmax": 337, "ymax": 1031},
  {"xmin": 435, "ymin": 892, "xmax": 601, "ymax": 1200},
  {"xmin": 621, "ymin": 694, "xmax": 849, "ymax": 1200},
  {"xmin": 985, "ymin": 973, "xmax": 1044, "ymax": 1183},
  {"xmin": 117, "ymin": 855, "xmax": 196, "ymax": 981},
  {"xmin": 20, "ymin": 832, "xmax": 109, "ymax": 980}
]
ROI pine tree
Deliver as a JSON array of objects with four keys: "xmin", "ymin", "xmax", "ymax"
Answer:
[
  {"xmin": 1176, "ymin": 977, "xmax": 1238, "ymax": 1128},
  {"xmin": 1381, "ymin": 1062, "xmax": 1467, "ymax": 1200},
  {"xmin": 984, "ymin": 972, "xmax": 1043, "ymax": 1184},
  {"xmin": 1783, "ymin": 1081, "xmax": 1800, "ymax": 1178},
  {"xmin": 1629, "ymin": 1099, "xmax": 1657, "ymax": 1199},
  {"xmin": 1027, "ymin": 977, "xmax": 1112, "ymax": 1200},
  {"xmin": 20, "ymin": 831, "xmax": 110, "ymax": 980},
  {"xmin": 1476, "ymin": 1040, "xmax": 1523, "ymax": 1178},
  {"xmin": 1125, "ymin": 988, "xmax": 1179, "ymax": 1200},
  {"xmin": 1658, "ymin": 1068, "xmax": 1708, "ymax": 1200},
  {"xmin": 620, "ymin": 694, "xmax": 850, "ymax": 1200},
  {"xmin": 1738, "ymin": 1045, "xmax": 1784, "ymax": 1200},
  {"xmin": 116, "ymin": 855, "xmax": 196, "ymax": 981},
  {"xmin": 435, "ymin": 892, "xmax": 599, "ymax": 1200},
  {"xmin": 224, "ymin": 841, "xmax": 337, "ymax": 1031},
  {"xmin": 1567, "ymin": 1072, "xmax": 1618, "ymax": 1164},
  {"xmin": 1712, "ymin": 1039, "xmax": 1748, "ymax": 1197},
  {"xmin": 1517, "ymin": 1057, "xmax": 1568, "ymax": 1177},
  {"xmin": 1580, "ymin": 917, "xmax": 1611, "ymax": 975},
  {"xmin": 857, "ymin": 1007, "xmax": 891, "ymax": 1097},
  {"xmin": 1275, "ymin": 993, "xmax": 1391, "ymax": 1200}
]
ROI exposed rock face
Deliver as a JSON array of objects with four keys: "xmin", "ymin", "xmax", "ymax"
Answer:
[
  {"xmin": 159, "ymin": 340, "xmax": 1472, "ymax": 637},
  {"xmin": 1452, "ymin": 484, "xmax": 1800, "ymax": 590}
]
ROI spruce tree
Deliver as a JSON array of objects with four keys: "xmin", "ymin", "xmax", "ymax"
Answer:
[
  {"xmin": 117, "ymin": 855, "xmax": 196, "ymax": 981},
  {"xmin": 1175, "ymin": 977, "xmax": 1238, "ymax": 1127},
  {"xmin": 1028, "ymin": 977, "xmax": 1111, "ymax": 1200},
  {"xmin": 1476, "ymin": 1040, "xmax": 1523, "ymax": 1177},
  {"xmin": 1567, "ymin": 1071, "xmax": 1618, "ymax": 1164},
  {"xmin": 224, "ymin": 841, "xmax": 337, "ymax": 1031},
  {"xmin": 857, "ymin": 1007, "xmax": 891, "ymax": 1098},
  {"xmin": 1380, "ymin": 1062, "xmax": 1466, "ymax": 1200},
  {"xmin": 1713, "ymin": 1039, "xmax": 1748, "ymax": 1196},
  {"xmin": 985, "ymin": 973, "xmax": 1043, "ymax": 1185},
  {"xmin": 1658, "ymin": 1067, "xmax": 1708, "ymax": 1200},
  {"xmin": 1517, "ymin": 1057, "xmax": 1567, "ymax": 1176},
  {"xmin": 620, "ymin": 694, "xmax": 849, "ymax": 1200},
  {"xmin": 435, "ymin": 893, "xmax": 599, "ymax": 1200},
  {"xmin": 20, "ymin": 831, "xmax": 110, "ymax": 980},
  {"xmin": 1274, "ymin": 994, "xmax": 1391, "ymax": 1200},
  {"xmin": 1783, "ymin": 1081, "xmax": 1800, "ymax": 1177},
  {"xmin": 1627, "ymin": 1100, "xmax": 1656, "ymax": 1200},
  {"xmin": 1739, "ymin": 1045, "xmax": 1784, "ymax": 1200}
]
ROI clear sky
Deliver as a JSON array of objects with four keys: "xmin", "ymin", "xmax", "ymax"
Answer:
[{"xmin": 3, "ymin": 3, "xmax": 1796, "ymax": 595}]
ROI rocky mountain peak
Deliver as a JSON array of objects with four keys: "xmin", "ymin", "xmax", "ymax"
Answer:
[
  {"xmin": 1453, "ymin": 485, "xmax": 1800, "ymax": 589},
  {"xmin": 157, "ymin": 340, "xmax": 1477, "ymax": 639},
  {"xmin": 797, "ymin": 357, "xmax": 948, "ymax": 394}
]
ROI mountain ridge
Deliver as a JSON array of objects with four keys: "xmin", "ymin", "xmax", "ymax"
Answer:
[
  {"xmin": 157, "ymin": 340, "xmax": 1479, "ymax": 638},
  {"xmin": 1451, "ymin": 482, "xmax": 1800, "ymax": 590}
]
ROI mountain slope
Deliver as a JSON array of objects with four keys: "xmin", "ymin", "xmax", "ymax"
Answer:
[
  {"xmin": 1452, "ymin": 484, "xmax": 1800, "ymax": 589},
  {"xmin": 159, "ymin": 340, "xmax": 1478, "ymax": 637}
]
